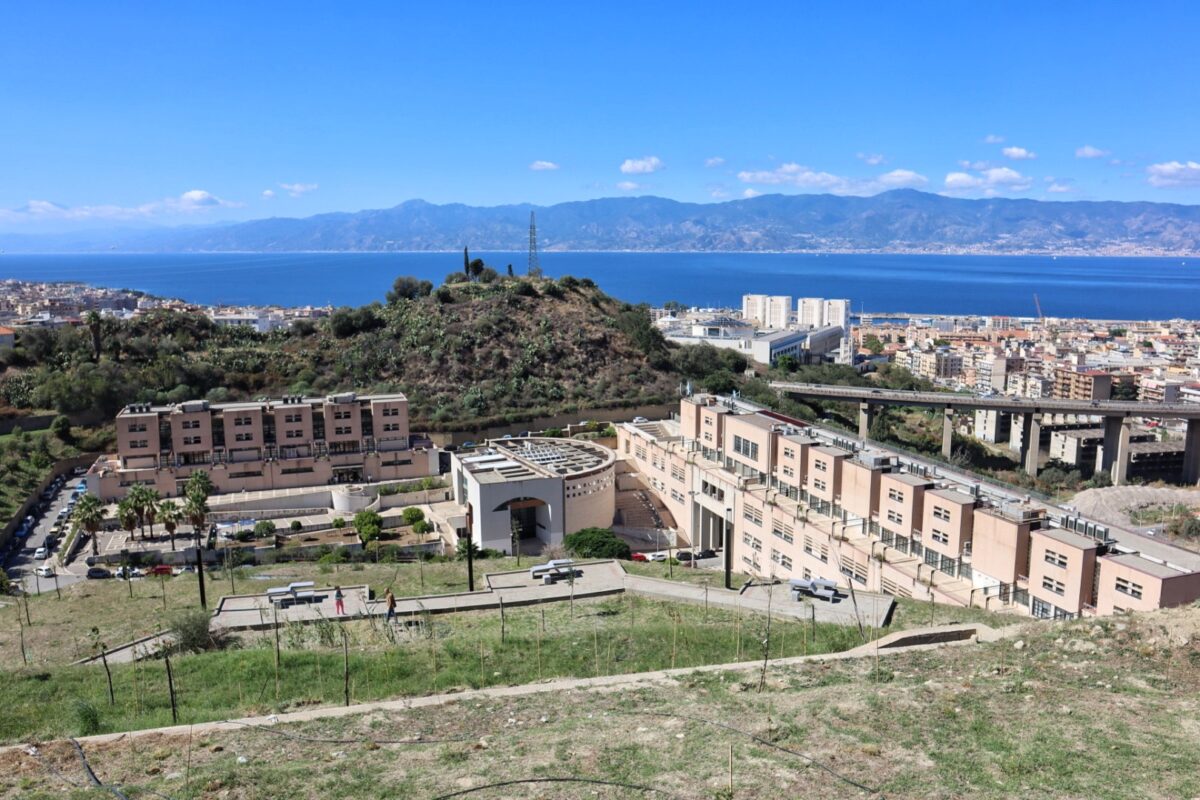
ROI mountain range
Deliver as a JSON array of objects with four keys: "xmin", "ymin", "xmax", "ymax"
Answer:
[{"xmin": 5, "ymin": 189, "xmax": 1200, "ymax": 255}]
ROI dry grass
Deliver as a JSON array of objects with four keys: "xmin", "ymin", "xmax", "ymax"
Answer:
[{"xmin": 4, "ymin": 605, "xmax": 1199, "ymax": 799}]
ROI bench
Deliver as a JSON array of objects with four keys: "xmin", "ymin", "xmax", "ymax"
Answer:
[
  {"xmin": 267, "ymin": 582, "xmax": 319, "ymax": 607},
  {"xmin": 812, "ymin": 587, "xmax": 837, "ymax": 601},
  {"xmin": 530, "ymin": 559, "xmax": 576, "ymax": 580}
]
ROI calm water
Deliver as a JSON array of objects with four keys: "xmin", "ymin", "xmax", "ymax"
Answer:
[{"xmin": 1, "ymin": 252, "xmax": 1197, "ymax": 319}]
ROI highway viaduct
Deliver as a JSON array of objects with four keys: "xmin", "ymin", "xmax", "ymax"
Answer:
[{"xmin": 770, "ymin": 382, "xmax": 1200, "ymax": 486}]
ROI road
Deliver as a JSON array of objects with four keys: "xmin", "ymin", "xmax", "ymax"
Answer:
[{"xmin": 2, "ymin": 473, "xmax": 87, "ymax": 595}]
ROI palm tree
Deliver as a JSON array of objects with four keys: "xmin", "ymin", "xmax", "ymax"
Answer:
[
  {"xmin": 126, "ymin": 485, "xmax": 148, "ymax": 540},
  {"xmin": 75, "ymin": 494, "xmax": 106, "ymax": 557},
  {"xmin": 183, "ymin": 493, "xmax": 210, "ymax": 609},
  {"xmin": 185, "ymin": 470, "xmax": 214, "ymax": 504},
  {"xmin": 117, "ymin": 499, "xmax": 137, "ymax": 543},
  {"xmin": 143, "ymin": 488, "xmax": 161, "ymax": 540},
  {"xmin": 158, "ymin": 499, "xmax": 181, "ymax": 551}
]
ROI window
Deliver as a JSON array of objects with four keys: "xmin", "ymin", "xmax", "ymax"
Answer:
[
  {"xmin": 333, "ymin": 409, "xmax": 352, "ymax": 420},
  {"xmin": 931, "ymin": 529, "xmax": 949, "ymax": 545},
  {"xmin": 703, "ymin": 432, "xmax": 713, "ymax": 443},
  {"xmin": 781, "ymin": 465, "xmax": 794, "ymax": 478},
  {"xmin": 129, "ymin": 439, "xmax": 148, "ymax": 449},
  {"xmin": 284, "ymin": 413, "xmax": 302, "ymax": 424},
  {"xmin": 1031, "ymin": 597, "xmax": 1053, "ymax": 619},
  {"xmin": 1114, "ymin": 577, "xmax": 1143, "ymax": 599},
  {"xmin": 783, "ymin": 447, "xmax": 795, "ymax": 459},
  {"xmin": 732, "ymin": 435, "xmax": 759, "ymax": 461},
  {"xmin": 127, "ymin": 422, "xmax": 147, "ymax": 433},
  {"xmin": 933, "ymin": 505, "xmax": 951, "ymax": 522},
  {"xmin": 887, "ymin": 487, "xmax": 903, "ymax": 502},
  {"xmin": 780, "ymin": 554, "xmax": 793, "ymax": 570},
  {"xmin": 182, "ymin": 419, "xmax": 201, "ymax": 429},
  {"xmin": 812, "ymin": 478, "xmax": 827, "ymax": 492},
  {"xmin": 233, "ymin": 416, "xmax": 252, "ymax": 426},
  {"xmin": 334, "ymin": 425, "xmax": 352, "ymax": 435},
  {"xmin": 382, "ymin": 407, "xmax": 400, "ymax": 417},
  {"xmin": 886, "ymin": 509, "xmax": 903, "ymax": 525},
  {"xmin": 382, "ymin": 423, "xmax": 401, "ymax": 432},
  {"xmin": 814, "ymin": 459, "xmax": 828, "ymax": 472},
  {"xmin": 1041, "ymin": 576, "xmax": 1065, "ymax": 596},
  {"xmin": 1044, "ymin": 550, "xmax": 1068, "ymax": 568},
  {"xmin": 670, "ymin": 465, "xmax": 685, "ymax": 482},
  {"xmin": 670, "ymin": 489, "xmax": 685, "ymax": 503},
  {"xmin": 772, "ymin": 522, "xmax": 794, "ymax": 544},
  {"xmin": 183, "ymin": 436, "xmax": 201, "ymax": 445},
  {"xmin": 742, "ymin": 505, "xmax": 763, "ymax": 526},
  {"xmin": 235, "ymin": 432, "xmax": 253, "ymax": 442},
  {"xmin": 634, "ymin": 446, "xmax": 647, "ymax": 460},
  {"xmin": 286, "ymin": 429, "xmax": 303, "ymax": 439}
]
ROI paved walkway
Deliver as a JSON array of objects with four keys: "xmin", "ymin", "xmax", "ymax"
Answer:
[{"xmin": 17, "ymin": 620, "xmax": 1010, "ymax": 753}]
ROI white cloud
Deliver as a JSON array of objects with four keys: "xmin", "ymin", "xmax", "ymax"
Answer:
[
  {"xmin": 704, "ymin": 156, "xmax": 725, "ymax": 168},
  {"xmin": 958, "ymin": 159, "xmax": 993, "ymax": 171},
  {"xmin": 1075, "ymin": 145, "xmax": 1110, "ymax": 159},
  {"xmin": 856, "ymin": 152, "xmax": 886, "ymax": 166},
  {"xmin": 743, "ymin": 188, "xmax": 762, "ymax": 199},
  {"xmin": 616, "ymin": 180, "xmax": 640, "ymax": 191},
  {"xmin": 983, "ymin": 134, "xmax": 1005, "ymax": 144},
  {"xmin": 1046, "ymin": 183, "xmax": 1073, "ymax": 193},
  {"xmin": 736, "ymin": 163, "xmax": 848, "ymax": 191},
  {"xmin": 877, "ymin": 169, "xmax": 928, "ymax": 188},
  {"xmin": 0, "ymin": 189, "xmax": 241, "ymax": 224},
  {"xmin": 279, "ymin": 182, "xmax": 318, "ymax": 197},
  {"xmin": 619, "ymin": 156, "xmax": 663, "ymax": 174},
  {"xmin": 942, "ymin": 166, "xmax": 1033, "ymax": 196},
  {"xmin": 1001, "ymin": 146, "xmax": 1037, "ymax": 160},
  {"xmin": 261, "ymin": 189, "xmax": 276, "ymax": 199},
  {"xmin": 1147, "ymin": 160, "xmax": 1200, "ymax": 188},
  {"xmin": 737, "ymin": 162, "xmax": 927, "ymax": 195},
  {"xmin": 529, "ymin": 160, "xmax": 559, "ymax": 171}
]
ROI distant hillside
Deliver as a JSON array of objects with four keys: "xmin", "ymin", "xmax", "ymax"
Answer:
[{"xmin": 7, "ymin": 190, "xmax": 1200, "ymax": 254}]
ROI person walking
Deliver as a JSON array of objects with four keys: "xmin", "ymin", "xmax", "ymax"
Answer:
[
  {"xmin": 385, "ymin": 588, "xmax": 396, "ymax": 623},
  {"xmin": 333, "ymin": 585, "xmax": 345, "ymax": 615}
]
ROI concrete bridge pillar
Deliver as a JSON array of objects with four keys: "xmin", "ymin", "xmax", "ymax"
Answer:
[
  {"xmin": 1184, "ymin": 419, "xmax": 1200, "ymax": 486},
  {"xmin": 942, "ymin": 407, "xmax": 955, "ymax": 459},
  {"xmin": 1112, "ymin": 419, "xmax": 1132, "ymax": 486},
  {"xmin": 859, "ymin": 402, "xmax": 874, "ymax": 440},
  {"xmin": 1101, "ymin": 416, "xmax": 1123, "ymax": 478},
  {"xmin": 1022, "ymin": 414, "xmax": 1041, "ymax": 477}
]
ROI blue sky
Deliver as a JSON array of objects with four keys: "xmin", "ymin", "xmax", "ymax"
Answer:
[{"xmin": 2, "ymin": 1, "xmax": 1199, "ymax": 232}]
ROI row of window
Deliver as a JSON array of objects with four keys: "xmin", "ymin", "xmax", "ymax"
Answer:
[
  {"xmin": 1044, "ymin": 549, "xmax": 1068, "ymax": 568},
  {"xmin": 741, "ymin": 533, "xmax": 763, "ymax": 552},
  {"xmin": 770, "ymin": 549, "xmax": 794, "ymax": 570},
  {"xmin": 731, "ymin": 435, "xmax": 760, "ymax": 461},
  {"xmin": 742, "ymin": 505, "xmax": 763, "ymax": 526},
  {"xmin": 772, "ymin": 521, "xmax": 794, "ymax": 544}
]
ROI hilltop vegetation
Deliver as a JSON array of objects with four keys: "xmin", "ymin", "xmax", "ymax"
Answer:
[{"xmin": 0, "ymin": 274, "xmax": 706, "ymax": 430}]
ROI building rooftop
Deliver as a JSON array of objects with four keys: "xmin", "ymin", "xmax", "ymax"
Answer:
[
  {"xmin": 812, "ymin": 445, "xmax": 852, "ymax": 458},
  {"xmin": 117, "ymin": 392, "xmax": 408, "ymax": 417},
  {"xmin": 461, "ymin": 437, "xmax": 616, "ymax": 484},
  {"xmin": 927, "ymin": 487, "xmax": 976, "ymax": 505},
  {"xmin": 1034, "ymin": 527, "xmax": 1101, "ymax": 550},
  {"xmin": 885, "ymin": 472, "xmax": 935, "ymax": 487},
  {"xmin": 1103, "ymin": 552, "xmax": 1188, "ymax": 579}
]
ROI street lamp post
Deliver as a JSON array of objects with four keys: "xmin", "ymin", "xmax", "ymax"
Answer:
[{"xmin": 723, "ymin": 506, "xmax": 733, "ymax": 590}]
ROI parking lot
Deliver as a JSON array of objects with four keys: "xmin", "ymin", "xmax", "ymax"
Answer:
[{"xmin": 2, "ymin": 469, "xmax": 89, "ymax": 594}]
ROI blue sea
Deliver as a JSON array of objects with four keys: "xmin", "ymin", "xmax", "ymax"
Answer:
[{"xmin": 1, "ymin": 252, "xmax": 1197, "ymax": 320}]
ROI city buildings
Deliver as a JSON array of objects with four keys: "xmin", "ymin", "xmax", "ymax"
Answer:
[
  {"xmin": 89, "ymin": 392, "xmax": 439, "ymax": 500},
  {"xmin": 741, "ymin": 294, "xmax": 792, "ymax": 330},
  {"xmin": 798, "ymin": 297, "xmax": 849, "ymax": 329},
  {"xmin": 619, "ymin": 393, "xmax": 1200, "ymax": 619},
  {"xmin": 661, "ymin": 316, "xmax": 842, "ymax": 366}
]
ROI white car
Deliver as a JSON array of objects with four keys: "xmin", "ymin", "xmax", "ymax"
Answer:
[
  {"xmin": 33, "ymin": 546, "xmax": 48, "ymax": 560},
  {"xmin": 35, "ymin": 565, "xmax": 55, "ymax": 578},
  {"xmin": 647, "ymin": 552, "xmax": 668, "ymax": 562}
]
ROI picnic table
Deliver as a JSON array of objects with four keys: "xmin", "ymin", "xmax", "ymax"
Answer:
[{"xmin": 789, "ymin": 577, "xmax": 839, "ymax": 602}]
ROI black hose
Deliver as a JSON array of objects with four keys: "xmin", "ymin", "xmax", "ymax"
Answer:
[
  {"xmin": 431, "ymin": 776, "xmax": 676, "ymax": 799},
  {"xmin": 69, "ymin": 738, "xmax": 132, "ymax": 800}
]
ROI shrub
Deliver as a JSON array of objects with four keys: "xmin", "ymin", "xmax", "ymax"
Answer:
[
  {"xmin": 253, "ymin": 520, "xmax": 277, "ymax": 538},
  {"xmin": 73, "ymin": 699, "xmax": 102, "ymax": 736},
  {"xmin": 401, "ymin": 507, "xmax": 425, "ymax": 526},
  {"xmin": 331, "ymin": 517, "xmax": 346, "ymax": 529},
  {"xmin": 50, "ymin": 414, "xmax": 72, "ymax": 442},
  {"xmin": 563, "ymin": 527, "xmax": 631, "ymax": 559},
  {"xmin": 413, "ymin": 519, "xmax": 433, "ymax": 535},
  {"xmin": 170, "ymin": 608, "xmax": 216, "ymax": 654},
  {"xmin": 289, "ymin": 520, "xmax": 303, "ymax": 532}
]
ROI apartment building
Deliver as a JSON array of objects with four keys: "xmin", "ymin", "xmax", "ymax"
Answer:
[
  {"xmin": 797, "ymin": 298, "xmax": 850, "ymax": 330},
  {"xmin": 1139, "ymin": 377, "xmax": 1186, "ymax": 404},
  {"xmin": 741, "ymin": 294, "xmax": 792, "ymax": 330},
  {"xmin": 90, "ymin": 392, "xmax": 439, "ymax": 500},
  {"xmin": 1053, "ymin": 367, "xmax": 1113, "ymax": 401},
  {"xmin": 619, "ymin": 394, "xmax": 1200, "ymax": 619}
]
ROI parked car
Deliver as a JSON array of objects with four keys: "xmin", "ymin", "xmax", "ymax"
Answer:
[
  {"xmin": 695, "ymin": 549, "xmax": 717, "ymax": 560},
  {"xmin": 647, "ymin": 552, "xmax": 668, "ymax": 562},
  {"xmin": 35, "ymin": 565, "xmax": 55, "ymax": 578},
  {"xmin": 33, "ymin": 546, "xmax": 48, "ymax": 560},
  {"xmin": 72, "ymin": 466, "xmax": 87, "ymax": 476},
  {"xmin": 115, "ymin": 566, "xmax": 145, "ymax": 579},
  {"xmin": 172, "ymin": 565, "xmax": 195, "ymax": 576},
  {"xmin": 630, "ymin": 552, "xmax": 649, "ymax": 562},
  {"xmin": 632, "ymin": 416, "xmax": 649, "ymax": 423},
  {"xmin": 146, "ymin": 565, "xmax": 174, "ymax": 576},
  {"xmin": 86, "ymin": 567, "xmax": 112, "ymax": 579},
  {"xmin": 676, "ymin": 551, "xmax": 695, "ymax": 561}
]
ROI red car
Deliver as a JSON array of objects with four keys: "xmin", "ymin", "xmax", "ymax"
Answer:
[
  {"xmin": 630, "ymin": 552, "xmax": 649, "ymax": 562},
  {"xmin": 146, "ymin": 564, "xmax": 174, "ymax": 576}
]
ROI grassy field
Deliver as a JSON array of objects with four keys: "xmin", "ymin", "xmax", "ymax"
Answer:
[
  {"xmin": 0, "ymin": 591, "xmax": 866, "ymax": 744},
  {"xmin": 4, "ymin": 606, "xmax": 1199, "ymax": 799}
]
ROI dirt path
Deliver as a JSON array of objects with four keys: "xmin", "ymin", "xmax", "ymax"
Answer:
[{"xmin": 1070, "ymin": 485, "xmax": 1200, "ymax": 529}]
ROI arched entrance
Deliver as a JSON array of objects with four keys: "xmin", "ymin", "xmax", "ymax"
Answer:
[{"xmin": 494, "ymin": 497, "xmax": 550, "ymax": 553}]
